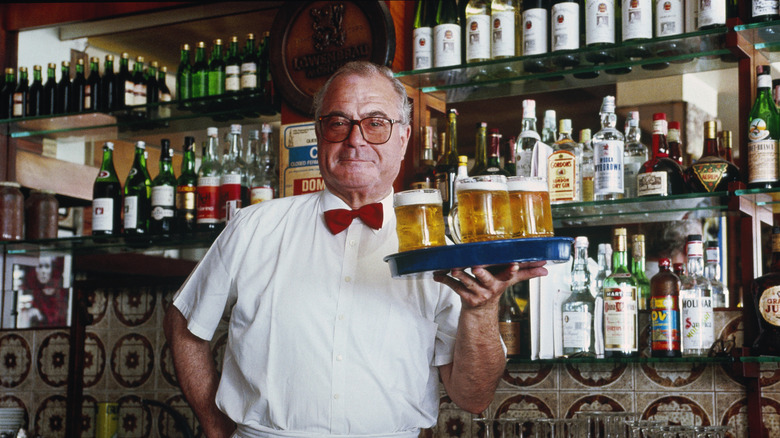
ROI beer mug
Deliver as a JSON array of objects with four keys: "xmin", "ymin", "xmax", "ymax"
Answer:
[
  {"xmin": 393, "ymin": 189, "xmax": 447, "ymax": 252},
  {"xmin": 507, "ymin": 176, "xmax": 554, "ymax": 238},
  {"xmin": 449, "ymin": 175, "xmax": 512, "ymax": 243}
]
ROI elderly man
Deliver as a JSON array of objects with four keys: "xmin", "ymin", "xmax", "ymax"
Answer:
[{"xmin": 164, "ymin": 61, "xmax": 547, "ymax": 438}]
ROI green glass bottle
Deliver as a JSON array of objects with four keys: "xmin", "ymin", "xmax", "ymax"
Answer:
[
  {"xmin": 86, "ymin": 56, "xmax": 102, "ymax": 112},
  {"xmin": 71, "ymin": 59, "xmax": 87, "ymax": 113},
  {"xmin": 602, "ymin": 227, "xmax": 639, "ymax": 358},
  {"xmin": 176, "ymin": 136, "xmax": 198, "ymax": 233},
  {"xmin": 208, "ymin": 39, "xmax": 226, "ymax": 98},
  {"xmin": 12, "ymin": 67, "xmax": 28, "ymax": 118},
  {"xmin": 240, "ymin": 33, "xmax": 259, "ymax": 94},
  {"xmin": 225, "ymin": 35, "xmax": 242, "ymax": 96},
  {"xmin": 177, "ymin": 43, "xmax": 193, "ymax": 108},
  {"xmin": 150, "ymin": 139, "xmax": 177, "ymax": 235},
  {"xmin": 42, "ymin": 63, "xmax": 57, "ymax": 115},
  {"xmin": 192, "ymin": 41, "xmax": 209, "ymax": 102},
  {"xmin": 124, "ymin": 141, "xmax": 152, "ymax": 235},
  {"xmin": 748, "ymin": 65, "xmax": 780, "ymax": 189},
  {"xmin": 131, "ymin": 56, "xmax": 147, "ymax": 118},
  {"xmin": 470, "ymin": 122, "xmax": 488, "ymax": 175},
  {"xmin": 632, "ymin": 234, "xmax": 651, "ymax": 311},
  {"xmin": 101, "ymin": 55, "xmax": 117, "ymax": 111},
  {"xmin": 28, "ymin": 65, "xmax": 43, "ymax": 117},
  {"xmin": 117, "ymin": 52, "xmax": 133, "ymax": 109},
  {"xmin": 55, "ymin": 62, "xmax": 71, "ymax": 114},
  {"xmin": 92, "ymin": 142, "xmax": 123, "ymax": 236}
]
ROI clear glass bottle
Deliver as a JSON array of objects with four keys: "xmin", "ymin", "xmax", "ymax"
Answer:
[
  {"xmin": 705, "ymin": 240, "xmax": 729, "ymax": 308},
  {"xmin": 680, "ymin": 234, "xmax": 715, "ymax": 357},
  {"xmin": 602, "ymin": 228, "xmax": 639, "ymax": 358},
  {"xmin": 541, "ymin": 109, "xmax": 557, "ymax": 145},
  {"xmin": 249, "ymin": 124, "xmax": 279, "ymax": 204},
  {"xmin": 594, "ymin": 243, "xmax": 612, "ymax": 298},
  {"xmin": 623, "ymin": 111, "xmax": 649, "ymax": 198},
  {"xmin": 593, "ymin": 95, "xmax": 625, "ymax": 201},
  {"xmin": 632, "ymin": 234, "xmax": 651, "ymax": 311},
  {"xmin": 562, "ymin": 236, "xmax": 596, "ymax": 357},
  {"xmin": 580, "ymin": 128, "xmax": 595, "ymax": 201},
  {"xmin": 197, "ymin": 127, "xmax": 222, "ymax": 231},
  {"xmin": 549, "ymin": 119, "xmax": 582, "ymax": 203},
  {"xmin": 516, "ymin": 99, "xmax": 540, "ymax": 177},
  {"xmin": 220, "ymin": 124, "xmax": 247, "ymax": 222}
]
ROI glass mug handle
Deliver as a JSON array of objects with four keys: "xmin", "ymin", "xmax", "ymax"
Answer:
[{"xmin": 448, "ymin": 206, "xmax": 462, "ymax": 244}]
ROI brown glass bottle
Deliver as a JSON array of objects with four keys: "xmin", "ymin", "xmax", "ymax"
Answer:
[
  {"xmin": 750, "ymin": 227, "xmax": 780, "ymax": 356},
  {"xmin": 650, "ymin": 258, "xmax": 682, "ymax": 358},
  {"xmin": 684, "ymin": 121, "xmax": 741, "ymax": 193},
  {"xmin": 637, "ymin": 113, "xmax": 686, "ymax": 197}
]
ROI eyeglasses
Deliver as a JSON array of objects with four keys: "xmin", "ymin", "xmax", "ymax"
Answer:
[{"xmin": 318, "ymin": 115, "xmax": 400, "ymax": 145}]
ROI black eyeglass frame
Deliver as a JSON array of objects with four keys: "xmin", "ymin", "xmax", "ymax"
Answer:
[{"xmin": 317, "ymin": 115, "xmax": 402, "ymax": 145}]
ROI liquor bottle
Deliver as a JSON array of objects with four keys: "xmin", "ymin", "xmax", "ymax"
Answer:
[
  {"xmin": 413, "ymin": 0, "xmax": 435, "ymax": 70},
  {"xmin": 637, "ymin": 113, "xmax": 686, "ymax": 197},
  {"xmin": 621, "ymin": 0, "xmax": 652, "ymax": 58},
  {"xmin": 146, "ymin": 61, "xmax": 160, "ymax": 108},
  {"xmin": 504, "ymin": 136, "xmax": 517, "ymax": 176},
  {"xmin": 654, "ymin": 0, "xmax": 685, "ymax": 57},
  {"xmin": 673, "ymin": 262, "xmax": 686, "ymax": 278},
  {"xmin": 197, "ymin": 127, "xmax": 222, "ymax": 231},
  {"xmin": 516, "ymin": 99, "xmax": 541, "ymax": 177},
  {"xmin": 602, "ymin": 227, "xmax": 639, "ymax": 358},
  {"xmin": 176, "ymin": 136, "xmax": 198, "ymax": 234},
  {"xmin": 521, "ymin": 0, "xmax": 549, "ymax": 73},
  {"xmin": 192, "ymin": 42, "xmax": 209, "ymax": 102},
  {"xmin": 752, "ymin": 0, "xmax": 780, "ymax": 22},
  {"xmin": 435, "ymin": 109, "xmax": 460, "ymax": 218},
  {"xmin": 470, "ymin": 122, "xmax": 489, "ymax": 175},
  {"xmin": 680, "ymin": 234, "xmax": 714, "ymax": 356},
  {"xmin": 584, "ymin": 0, "xmax": 617, "ymax": 64},
  {"xmin": 209, "ymin": 39, "xmax": 226, "ymax": 99},
  {"xmin": 698, "ymin": 0, "xmax": 726, "ymax": 29},
  {"xmin": 158, "ymin": 66, "xmax": 172, "ymax": 119},
  {"xmin": 249, "ymin": 124, "xmax": 279, "ymax": 204},
  {"xmin": 705, "ymin": 240, "xmax": 729, "ymax": 308},
  {"xmin": 748, "ymin": 65, "xmax": 780, "ymax": 189},
  {"xmin": 562, "ymin": 236, "xmax": 596, "ymax": 357},
  {"xmin": 632, "ymin": 234, "xmax": 651, "ymax": 311},
  {"xmin": 623, "ymin": 111, "xmax": 649, "ymax": 198},
  {"xmin": 241, "ymin": 34, "xmax": 259, "ymax": 94},
  {"xmin": 260, "ymin": 32, "xmax": 276, "ymax": 108},
  {"xmin": 92, "ymin": 142, "xmax": 123, "ymax": 236},
  {"xmin": 593, "ymin": 96, "xmax": 625, "ymax": 200},
  {"xmin": 720, "ymin": 130, "xmax": 733, "ymax": 161},
  {"xmin": 434, "ymin": 0, "xmax": 462, "ymax": 68},
  {"xmin": 482, "ymin": 129, "xmax": 511, "ymax": 176},
  {"xmin": 650, "ymin": 258, "xmax": 682, "ymax": 358},
  {"xmin": 85, "ymin": 57, "xmax": 101, "ymax": 112},
  {"xmin": 101, "ymin": 55, "xmax": 117, "ymax": 112},
  {"xmin": 548, "ymin": 119, "xmax": 581, "ymax": 203},
  {"xmin": 465, "ymin": 0, "xmax": 491, "ymax": 63},
  {"xmin": 541, "ymin": 109, "xmax": 557, "ymax": 145},
  {"xmin": 123, "ymin": 141, "xmax": 152, "ymax": 235},
  {"xmin": 550, "ymin": 0, "xmax": 580, "ymax": 67},
  {"xmin": 499, "ymin": 286, "xmax": 524, "ymax": 358},
  {"xmin": 56, "ymin": 62, "xmax": 71, "ymax": 114},
  {"xmin": 220, "ymin": 124, "xmax": 247, "ymax": 222},
  {"xmin": 685, "ymin": 121, "xmax": 741, "ymax": 193},
  {"xmin": 750, "ymin": 227, "xmax": 780, "ymax": 355},
  {"xmin": 27, "ymin": 65, "xmax": 43, "ymax": 117},
  {"xmin": 12, "ymin": 67, "xmax": 28, "ymax": 118},
  {"xmin": 225, "ymin": 36, "xmax": 242, "ymax": 97},
  {"xmin": 580, "ymin": 128, "xmax": 595, "ymax": 201},
  {"xmin": 411, "ymin": 126, "xmax": 437, "ymax": 189},
  {"xmin": 491, "ymin": 0, "xmax": 518, "ymax": 60},
  {"xmin": 594, "ymin": 242, "xmax": 612, "ymax": 297},
  {"xmin": 131, "ymin": 56, "xmax": 147, "ymax": 116},
  {"xmin": 117, "ymin": 53, "xmax": 133, "ymax": 110},
  {"xmin": 668, "ymin": 121, "xmax": 684, "ymax": 166},
  {"xmin": 177, "ymin": 43, "xmax": 193, "ymax": 108},
  {"xmin": 71, "ymin": 59, "xmax": 86, "ymax": 113},
  {"xmin": 457, "ymin": 155, "xmax": 470, "ymax": 180},
  {"xmin": 42, "ymin": 63, "xmax": 57, "ymax": 115},
  {"xmin": 0, "ymin": 68, "xmax": 14, "ymax": 119},
  {"xmin": 150, "ymin": 139, "xmax": 177, "ymax": 235}
]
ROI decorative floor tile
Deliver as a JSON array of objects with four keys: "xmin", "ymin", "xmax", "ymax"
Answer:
[
  {"xmin": 113, "ymin": 287, "xmax": 156, "ymax": 327},
  {"xmin": 431, "ymin": 397, "xmax": 473, "ymax": 438},
  {"xmin": 636, "ymin": 361, "xmax": 712, "ymax": 391},
  {"xmin": 85, "ymin": 288, "xmax": 109, "ymax": 327},
  {"xmin": 36, "ymin": 331, "xmax": 70, "ymax": 387},
  {"xmin": 500, "ymin": 362, "xmax": 555, "ymax": 389},
  {"xmin": 117, "ymin": 394, "xmax": 152, "ymax": 438},
  {"xmin": 640, "ymin": 393, "xmax": 714, "ymax": 426},
  {"xmin": 560, "ymin": 362, "xmax": 633, "ymax": 390},
  {"xmin": 34, "ymin": 394, "xmax": 67, "ymax": 437},
  {"xmin": 110, "ymin": 332, "xmax": 155, "ymax": 388},
  {"xmin": 0, "ymin": 333, "xmax": 32, "ymax": 388},
  {"xmin": 494, "ymin": 393, "xmax": 555, "ymax": 424},
  {"xmin": 558, "ymin": 393, "xmax": 633, "ymax": 418},
  {"xmin": 83, "ymin": 332, "xmax": 106, "ymax": 389}
]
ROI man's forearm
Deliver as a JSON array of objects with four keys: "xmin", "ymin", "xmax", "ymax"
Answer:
[{"xmin": 163, "ymin": 307, "xmax": 235, "ymax": 438}]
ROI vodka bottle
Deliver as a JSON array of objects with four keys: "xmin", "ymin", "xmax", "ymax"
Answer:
[
  {"xmin": 541, "ymin": 109, "xmax": 557, "ymax": 145},
  {"xmin": 594, "ymin": 243, "xmax": 612, "ymax": 297},
  {"xmin": 593, "ymin": 96, "xmax": 625, "ymax": 200},
  {"xmin": 220, "ymin": 124, "xmax": 247, "ymax": 222},
  {"xmin": 562, "ymin": 236, "xmax": 596, "ymax": 357},
  {"xmin": 680, "ymin": 234, "xmax": 715, "ymax": 357}
]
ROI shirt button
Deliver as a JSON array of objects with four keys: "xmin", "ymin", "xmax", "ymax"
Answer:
[
  {"xmin": 334, "ymin": 394, "xmax": 340, "ymax": 400},
  {"xmin": 337, "ymin": 354, "xmax": 343, "ymax": 361},
  {"xmin": 349, "ymin": 240, "xmax": 356, "ymax": 247},
  {"xmin": 345, "ymin": 276, "xmax": 351, "ymax": 283},
  {"xmin": 338, "ymin": 314, "xmax": 345, "ymax": 320}
]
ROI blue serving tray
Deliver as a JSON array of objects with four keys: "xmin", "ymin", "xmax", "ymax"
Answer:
[{"xmin": 384, "ymin": 236, "xmax": 573, "ymax": 278}]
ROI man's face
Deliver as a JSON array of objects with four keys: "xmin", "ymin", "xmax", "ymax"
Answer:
[
  {"xmin": 36, "ymin": 257, "xmax": 53, "ymax": 285},
  {"xmin": 316, "ymin": 74, "xmax": 410, "ymax": 203}
]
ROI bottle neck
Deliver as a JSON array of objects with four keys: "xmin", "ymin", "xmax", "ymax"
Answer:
[
  {"xmin": 572, "ymin": 245, "xmax": 591, "ymax": 292},
  {"xmin": 600, "ymin": 112, "xmax": 617, "ymax": 129},
  {"xmin": 180, "ymin": 50, "xmax": 190, "ymax": 65},
  {"xmin": 446, "ymin": 114, "xmax": 458, "ymax": 162},
  {"xmin": 101, "ymin": 148, "xmax": 115, "ymax": 171},
  {"xmin": 134, "ymin": 148, "xmax": 148, "ymax": 168},
  {"xmin": 182, "ymin": 146, "xmax": 196, "ymax": 175},
  {"xmin": 228, "ymin": 133, "xmax": 242, "ymax": 158},
  {"xmin": 33, "ymin": 70, "xmax": 42, "ymax": 82},
  {"xmin": 195, "ymin": 48, "xmax": 206, "ymax": 63},
  {"xmin": 703, "ymin": 137, "xmax": 720, "ymax": 158},
  {"xmin": 104, "ymin": 61, "xmax": 114, "ymax": 74},
  {"xmin": 652, "ymin": 133, "xmax": 669, "ymax": 158},
  {"xmin": 687, "ymin": 255, "xmax": 704, "ymax": 276},
  {"xmin": 206, "ymin": 136, "xmax": 219, "ymax": 161},
  {"xmin": 159, "ymin": 154, "xmax": 174, "ymax": 175}
]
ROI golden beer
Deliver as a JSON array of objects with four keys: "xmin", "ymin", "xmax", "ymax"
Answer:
[
  {"xmin": 454, "ymin": 177, "xmax": 511, "ymax": 243},
  {"xmin": 394, "ymin": 189, "xmax": 446, "ymax": 252},
  {"xmin": 507, "ymin": 176, "xmax": 554, "ymax": 237}
]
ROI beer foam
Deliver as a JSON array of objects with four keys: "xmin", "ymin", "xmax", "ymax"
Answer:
[
  {"xmin": 507, "ymin": 178, "xmax": 548, "ymax": 192},
  {"xmin": 394, "ymin": 190, "xmax": 442, "ymax": 206},
  {"xmin": 456, "ymin": 181, "xmax": 507, "ymax": 192}
]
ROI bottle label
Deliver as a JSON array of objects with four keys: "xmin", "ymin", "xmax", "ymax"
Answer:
[
  {"xmin": 547, "ymin": 150, "xmax": 577, "ymax": 202},
  {"xmin": 499, "ymin": 321, "xmax": 522, "ymax": 355},
  {"xmin": 622, "ymin": 0, "xmax": 652, "ymax": 40},
  {"xmin": 251, "ymin": 186, "xmax": 274, "ymax": 204},
  {"xmin": 691, "ymin": 161, "xmax": 728, "ymax": 192},
  {"xmin": 754, "ymin": 0, "xmax": 780, "ymax": 17},
  {"xmin": 241, "ymin": 62, "xmax": 258, "ymax": 89},
  {"xmin": 84, "ymin": 84, "xmax": 92, "ymax": 110},
  {"xmin": 748, "ymin": 119, "xmax": 779, "ymax": 183},
  {"xmin": 603, "ymin": 286, "xmax": 638, "ymax": 352},
  {"xmin": 594, "ymin": 139, "xmax": 625, "ymax": 195},
  {"xmin": 226, "ymin": 65, "xmax": 240, "ymax": 91},
  {"xmin": 133, "ymin": 82, "xmax": 147, "ymax": 106},
  {"xmin": 491, "ymin": 10, "xmax": 516, "ymax": 58},
  {"xmin": 653, "ymin": 118, "xmax": 668, "ymax": 135},
  {"xmin": 517, "ymin": 146, "xmax": 534, "ymax": 177},
  {"xmin": 522, "ymin": 8, "xmax": 548, "ymax": 56},
  {"xmin": 759, "ymin": 286, "xmax": 780, "ymax": 326},
  {"xmin": 656, "ymin": 0, "xmax": 684, "ymax": 37},
  {"xmin": 551, "ymin": 2, "xmax": 580, "ymax": 51},
  {"xmin": 196, "ymin": 182, "xmax": 220, "ymax": 224},
  {"xmin": 563, "ymin": 311, "xmax": 592, "ymax": 349},
  {"xmin": 12, "ymin": 92, "xmax": 24, "ymax": 117},
  {"xmin": 176, "ymin": 186, "xmax": 197, "ymax": 210},
  {"xmin": 706, "ymin": 246, "xmax": 719, "ymax": 263},
  {"xmin": 466, "ymin": 14, "xmax": 491, "ymax": 62},
  {"xmin": 433, "ymin": 23, "xmax": 462, "ymax": 68},
  {"xmin": 637, "ymin": 171, "xmax": 668, "ymax": 197},
  {"xmin": 92, "ymin": 198, "xmax": 115, "ymax": 232},
  {"xmin": 413, "ymin": 27, "xmax": 433, "ymax": 70},
  {"xmin": 681, "ymin": 294, "xmax": 714, "ymax": 351},
  {"xmin": 651, "ymin": 296, "xmax": 680, "ymax": 351},
  {"xmin": 123, "ymin": 196, "xmax": 139, "ymax": 229},
  {"xmin": 585, "ymin": 0, "xmax": 616, "ymax": 45},
  {"xmin": 697, "ymin": 0, "xmax": 726, "ymax": 28},
  {"xmin": 151, "ymin": 185, "xmax": 175, "ymax": 207},
  {"xmin": 220, "ymin": 175, "xmax": 243, "ymax": 221}
]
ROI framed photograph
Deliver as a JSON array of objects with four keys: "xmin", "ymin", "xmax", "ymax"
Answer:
[{"xmin": 3, "ymin": 253, "xmax": 72, "ymax": 329}]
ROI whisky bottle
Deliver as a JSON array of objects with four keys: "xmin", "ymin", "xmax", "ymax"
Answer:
[
  {"xmin": 623, "ymin": 111, "xmax": 648, "ymax": 198},
  {"xmin": 705, "ymin": 240, "xmax": 729, "ymax": 308},
  {"xmin": 650, "ymin": 258, "xmax": 682, "ymax": 358},
  {"xmin": 751, "ymin": 227, "xmax": 780, "ymax": 355},
  {"xmin": 685, "ymin": 121, "xmax": 741, "ymax": 193},
  {"xmin": 632, "ymin": 234, "xmax": 651, "ymax": 311},
  {"xmin": 465, "ymin": 0, "xmax": 491, "ymax": 63},
  {"xmin": 680, "ymin": 234, "xmax": 714, "ymax": 357},
  {"xmin": 602, "ymin": 228, "xmax": 639, "ymax": 357},
  {"xmin": 548, "ymin": 119, "xmax": 581, "ymax": 203},
  {"xmin": 593, "ymin": 96, "xmax": 625, "ymax": 201},
  {"xmin": 516, "ymin": 99, "xmax": 541, "ymax": 177},
  {"xmin": 747, "ymin": 65, "xmax": 780, "ymax": 189},
  {"xmin": 470, "ymin": 122, "xmax": 489, "ymax": 176},
  {"xmin": 562, "ymin": 236, "xmax": 596, "ymax": 357}
]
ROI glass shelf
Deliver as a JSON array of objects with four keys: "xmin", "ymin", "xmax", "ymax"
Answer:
[
  {"xmin": 552, "ymin": 192, "xmax": 729, "ymax": 227},
  {"xmin": 740, "ymin": 355, "xmax": 780, "ymax": 363},
  {"xmin": 508, "ymin": 355, "xmax": 735, "ymax": 365},
  {"xmin": 395, "ymin": 27, "xmax": 733, "ymax": 103}
]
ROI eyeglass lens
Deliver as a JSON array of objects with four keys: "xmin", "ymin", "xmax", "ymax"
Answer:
[{"xmin": 321, "ymin": 116, "xmax": 393, "ymax": 144}]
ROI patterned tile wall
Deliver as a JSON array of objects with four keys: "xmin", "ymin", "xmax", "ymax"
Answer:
[{"xmin": 0, "ymin": 288, "xmax": 777, "ymax": 437}]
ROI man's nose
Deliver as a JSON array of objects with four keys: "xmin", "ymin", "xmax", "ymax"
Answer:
[{"xmin": 346, "ymin": 122, "xmax": 367, "ymax": 146}]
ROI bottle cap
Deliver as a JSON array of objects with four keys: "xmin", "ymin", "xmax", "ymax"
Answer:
[
  {"xmin": 136, "ymin": 140, "xmax": 146, "ymax": 149},
  {"xmin": 458, "ymin": 155, "xmax": 468, "ymax": 165},
  {"xmin": 449, "ymin": 108, "xmax": 458, "ymax": 115},
  {"xmin": 687, "ymin": 234, "xmax": 703, "ymax": 242},
  {"xmin": 559, "ymin": 119, "xmax": 572, "ymax": 133},
  {"xmin": 136, "ymin": 56, "xmax": 144, "ymax": 63},
  {"xmin": 262, "ymin": 123, "xmax": 272, "ymax": 133},
  {"xmin": 477, "ymin": 122, "xmax": 487, "ymax": 129},
  {"xmin": 231, "ymin": 124, "xmax": 242, "ymax": 134},
  {"xmin": 33, "ymin": 65, "xmax": 41, "ymax": 71},
  {"xmin": 197, "ymin": 41, "xmax": 206, "ymax": 48},
  {"xmin": 653, "ymin": 113, "xmax": 667, "ymax": 121},
  {"xmin": 575, "ymin": 236, "xmax": 588, "ymax": 247},
  {"xmin": 522, "ymin": 99, "xmax": 536, "ymax": 118},
  {"xmin": 18, "ymin": 66, "xmax": 27, "ymax": 72},
  {"xmin": 669, "ymin": 121, "xmax": 680, "ymax": 130},
  {"xmin": 249, "ymin": 130, "xmax": 260, "ymax": 140},
  {"xmin": 105, "ymin": 55, "xmax": 113, "ymax": 61},
  {"xmin": 48, "ymin": 62, "xmax": 57, "ymax": 68},
  {"xmin": 601, "ymin": 95, "xmax": 616, "ymax": 113},
  {"xmin": 104, "ymin": 141, "xmax": 114, "ymax": 150},
  {"xmin": 579, "ymin": 128, "xmax": 591, "ymax": 142},
  {"xmin": 659, "ymin": 258, "xmax": 671, "ymax": 268},
  {"xmin": 207, "ymin": 127, "xmax": 218, "ymax": 136},
  {"xmin": 182, "ymin": 43, "xmax": 190, "ymax": 51},
  {"xmin": 544, "ymin": 109, "xmax": 556, "ymax": 120}
]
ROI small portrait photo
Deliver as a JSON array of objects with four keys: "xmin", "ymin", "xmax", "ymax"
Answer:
[{"xmin": 14, "ymin": 254, "xmax": 72, "ymax": 328}]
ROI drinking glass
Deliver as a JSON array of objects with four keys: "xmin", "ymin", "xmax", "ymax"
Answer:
[
  {"xmin": 533, "ymin": 418, "xmax": 589, "ymax": 437},
  {"xmin": 450, "ymin": 175, "xmax": 512, "ymax": 243},
  {"xmin": 393, "ymin": 188, "xmax": 446, "ymax": 252},
  {"xmin": 507, "ymin": 176, "xmax": 554, "ymax": 238}
]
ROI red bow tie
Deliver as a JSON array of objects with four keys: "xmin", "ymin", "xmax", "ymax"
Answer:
[{"xmin": 324, "ymin": 203, "xmax": 384, "ymax": 234}]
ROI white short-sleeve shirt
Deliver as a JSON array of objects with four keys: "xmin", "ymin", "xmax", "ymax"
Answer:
[{"xmin": 173, "ymin": 189, "xmax": 461, "ymax": 437}]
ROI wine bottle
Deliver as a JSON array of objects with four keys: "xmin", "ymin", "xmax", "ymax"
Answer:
[
  {"xmin": 71, "ymin": 59, "xmax": 86, "ymax": 113},
  {"xmin": 500, "ymin": 285, "xmax": 525, "ymax": 358},
  {"xmin": 752, "ymin": 0, "xmax": 780, "ymax": 22},
  {"xmin": 158, "ymin": 66, "xmax": 172, "ymax": 119},
  {"xmin": 593, "ymin": 96, "xmax": 625, "ymax": 200},
  {"xmin": 603, "ymin": 227, "xmax": 639, "ymax": 358},
  {"xmin": 435, "ymin": 109, "xmax": 460, "ymax": 219},
  {"xmin": 12, "ymin": 67, "xmax": 28, "ymax": 118},
  {"xmin": 192, "ymin": 41, "xmax": 209, "ymax": 103},
  {"xmin": 131, "ymin": 56, "xmax": 147, "ymax": 118},
  {"xmin": 621, "ymin": 0, "xmax": 652, "ymax": 58},
  {"xmin": 55, "ymin": 61, "xmax": 71, "ymax": 114},
  {"xmin": 101, "ymin": 55, "xmax": 117, "ymax": 112},
  {"xmin": 465, "ymin": 0, "xmax": 491, "ymax": 63},
  {"xmin": 668, "ymin": 120, "xmax": 684, "ymax": 166},
  {"xmin": 632, "ymin": 234, "xmax": 651, "ymax": 311},
  {"xmin": 146, "ymin": 61, "xmax": 160, "ymax": 107},
  {"xmin": 225, "ymin": 36, "xmax": 242, "ymax": 96},
  {"xmin": 177, "ymin": 43, "xmax": 193, "ymax": 108},
  {"xmin": 491, "ymin": 0, "xmax": 519, "ymax": 60},
  {"xmin": 92, "ymin": 141, "xmax": 123, "ymax": 236},
  {"xmin": 208, "ymin": 39, "xmax": 226, "ymax": 100},
  {"xmin": 27, "ymin": 65, "xmax": 43, "ymax": 117},
  {"xmin": 241, "ymin": 34, "xmax": 259, "ymax": 94},
  {"xmin": 150, "ymin": 139, "xmax": 177, "ymax": 235},
  {"xmin": 413, "ymin": 0, "xmax": 435, "ymax": 70},
  {"xmin": 584, "ymin": 0, "xmax": 616, "ymax": 63},
  {"xmin": 470, "ymin": 122, "xmax": 489, "ymax": 175},
  {"xmin": 521, "ymin": 0, "xmax": 549, "ymax": 72},
  {"xmin": 124, "ymin": 141, "xmax": 152, "ymax": 235},
  {"xmin": 85, "ymin": 57, "xmax": 101, "ymax": 112},
  {"xmin": 550, "ymin": 0, "xmax": 580, "ymax": 67},
  {"xmin": 434, "ymin": 0, "xmax": 462, "ymax": 67},
  {"xmin": 748, "ymin": 65, "xmax": 780, "ymax": 189},
  {"xmin": 504, "ymin": 135, "xmax": 517, "ymax": 176},
  {"xmin": 655, "ymin": 0, "xmax": 685, "ymax": 57},
  {"xmin": 42, "ymin": 63, "xmax": 57, "ymax": 115},
  {"xmin": 117, "ymin": 52, "xmax": 133, "ymax": 110},
  {"xmin": 698, "ymin": 0, "xmax": 726, "ymax": 29}
]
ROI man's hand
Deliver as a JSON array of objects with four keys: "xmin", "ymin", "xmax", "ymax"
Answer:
[{"xmin": 433, "ymin": 261, "xmax": 548, "ymax": 308}]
